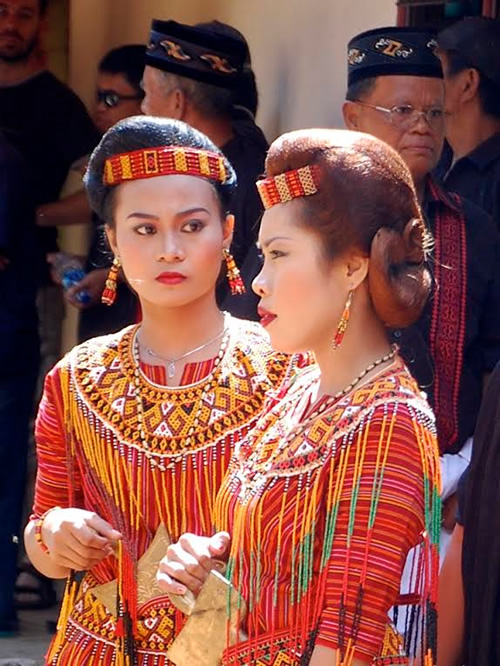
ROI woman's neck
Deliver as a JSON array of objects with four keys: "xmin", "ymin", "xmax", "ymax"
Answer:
[
  {"xmin": 313, "ymin": 303, "xmax": 392, "ymax": 398},
  {"xmin": 138, "ymin": 293, "xmax": 225, "ymax": 360}
]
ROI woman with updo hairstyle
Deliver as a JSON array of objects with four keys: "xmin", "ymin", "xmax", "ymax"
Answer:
[
  {"xmin": 158, "ymin": 129, "xmax": 441, "ymax": 666},
  {"xmin": 23, "ymin": 116, "xmax": 299, "ymax": 665}
]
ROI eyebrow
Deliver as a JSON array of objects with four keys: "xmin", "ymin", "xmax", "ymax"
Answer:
[
  {"xmin": 175, "ymin": 207, "xmax": 210, "ymax": 217},
  {"xmin": 126, "ymin": 207, "xmax": 210, "ymax": 221},
  {"xmin": 126, "ymin": 212, "xmax": 159, "ymax": 220},
  {"xmin": 258, "ymin": 235, "xmax": 293, "ymax": 249}
]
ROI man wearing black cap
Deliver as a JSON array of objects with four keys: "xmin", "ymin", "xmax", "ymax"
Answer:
[
  {"xmin": 435, "ymin": 17, "xmax": 500, "ymax": 229},
  {"xmin": 142, "ymin": 19, "xmax": 267, "ymax": 318},
  {"xmin": 343, "ymin": 26, "xmax": 500, "ymax": 538}
]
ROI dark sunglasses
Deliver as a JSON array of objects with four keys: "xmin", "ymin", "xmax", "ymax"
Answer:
[{"xmin": 96, "ymin": 89, "xmax": 143, "ymax": 109}]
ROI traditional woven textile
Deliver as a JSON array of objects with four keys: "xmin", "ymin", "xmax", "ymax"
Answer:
[
  {"xmin": 33, "ymin": 317, "xmax": 302, "ymax": 665},
  {"xmin": 215, "ymin": 359, "xmax": 441, "ymax": 665}
]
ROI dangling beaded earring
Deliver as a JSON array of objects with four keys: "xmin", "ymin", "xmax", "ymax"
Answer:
[
  {"xmin": 102, "ymin": 257, "xmax": 121, "ymax": 306},
  {"xmin": 332, "ymin": 290, "xmax": 353, "ymax": 350},
  {"xmin": 223, "ymin": 248, "xmax": 246, "ymax": 295}
]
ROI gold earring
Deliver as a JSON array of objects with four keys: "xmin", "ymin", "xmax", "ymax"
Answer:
[
  {"xmin": 332, "ymin": 290, "xmax": 353, "ymax": 350},
  {"xmin": 102, "ymin": 257, "xmax": 121, "ymax": 306},
  {"xmin": 223, "ymin": 248, "xmax": 246, "ymax": 295}
]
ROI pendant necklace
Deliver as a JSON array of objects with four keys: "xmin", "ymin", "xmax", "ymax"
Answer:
[{"xmin": 141, "ymin": 327, "xmax": 226, "ymax": 379}]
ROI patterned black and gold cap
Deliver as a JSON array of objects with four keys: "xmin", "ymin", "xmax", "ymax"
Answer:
[
  {"xmin": 146, "ymin": 19, "xmax": 247, "ymax": 89},
  {"xmin": 347, "ymin": 26, "xmax": 442, "ymax": 86}
]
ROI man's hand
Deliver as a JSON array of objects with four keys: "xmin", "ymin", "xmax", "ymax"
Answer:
[{"xmin": 0, "ymin": 254, "xmax": 10, "ymax": 270}]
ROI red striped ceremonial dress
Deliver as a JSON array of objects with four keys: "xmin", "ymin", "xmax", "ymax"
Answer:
[
  {"xmin": 32, "ymin": 316, "xmax": 302, "ymax": 665},
  {"xmin": 215, "ymin": 358, "xmax": 441, "ymax": 665}
]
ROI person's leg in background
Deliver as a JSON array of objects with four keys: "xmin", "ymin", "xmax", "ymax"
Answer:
[{"xmin": 0, "ymin": 371, "xmax": 38, "ymax": 634}]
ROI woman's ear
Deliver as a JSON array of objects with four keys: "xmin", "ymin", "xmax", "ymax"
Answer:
[
  {"xmin": 345, "ymin": 251, "xmax": 369, "ymax": 290},
  {"xmin": 105, "ymin": 224, "xmax": 118, "ymax": 257},
  {"xmin": 222, "ymin": 214, "xmax": 235, "ymax": 248}
]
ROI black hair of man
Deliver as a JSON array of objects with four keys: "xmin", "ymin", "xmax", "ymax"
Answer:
[
  {"xmin": 443, "ymin": 52, "xmax": 500, "ymax": 120},
  {"xmin": 438, "ymin": 18, "xmax": 500, "ymax": 120},
  {"xmin": 345, "ymin": 77, "xmax": 377, "ymax": 103},
  {"xmin": 98, "ymin": 45, "xmax": 146, "ymax": 96},
  {"xmin": 39, "ymin": 0, "xmax": 49, "ymax": 15}
]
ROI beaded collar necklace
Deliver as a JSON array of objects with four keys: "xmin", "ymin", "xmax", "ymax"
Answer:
[
  {"xmin": 252, "ymin": 346, "xmax": 398, "ymax": 464},
  {"xmin": 129, "ymin": 317, "xmax": 231, "ymax": 470}
]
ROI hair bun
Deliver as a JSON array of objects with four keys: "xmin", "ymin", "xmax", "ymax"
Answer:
[{"xmin": 368, "ymin": 219, "xmax": 431, "ymax": 328}]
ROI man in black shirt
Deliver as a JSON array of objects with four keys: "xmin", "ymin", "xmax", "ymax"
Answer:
[
  {"xmin": 0, "ymin": 0, "xmax": 99, "ymax": 372},
  {"xmin": 435, "ymin": 18, "xmax": 500, "ymax": 229},
  {"xmin": 142, "ymin": 19, "xmax": 266, "ymax": 319},
  {"xmin": 343, "ymin": 26, "xmax": 500, "ymax": 529},
  {"xmin": 0, "ymin": 133, "xmax": 38, "ymax": 634}
]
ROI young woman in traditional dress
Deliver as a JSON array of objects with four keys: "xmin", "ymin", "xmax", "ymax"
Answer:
[
  {"xmin": 158, "ymin": 129, "xmax": 442, "ymax": 665},
  {"xmin": 23, "ymin": 116, "xmax": 300, "ymax": 665}
]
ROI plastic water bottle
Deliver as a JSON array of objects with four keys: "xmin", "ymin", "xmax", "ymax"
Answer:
[{"xmin": 52, "ymin": 252, "xmax": 91, "ymax": 305}]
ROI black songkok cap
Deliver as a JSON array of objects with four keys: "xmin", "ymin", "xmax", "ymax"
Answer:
[
  {"xmin": 347, "ymin": 26, "xmax": 442, "ymax": 87},
  {"xmin": 437, "ymin": 17, "xmax": 500, "ymax": 87},
  {"xmin": 146, "ymin": 19, "xmax": 246, "ymax": 89}
]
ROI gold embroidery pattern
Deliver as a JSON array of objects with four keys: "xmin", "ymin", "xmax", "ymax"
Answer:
[{"xmin": 159, "ymin": 39, "xmax": 192, "ymax": 61}]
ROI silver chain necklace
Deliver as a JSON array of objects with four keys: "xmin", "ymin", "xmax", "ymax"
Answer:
[{"xmin": 140, "ymin": 327, "xmax": 226, "ymax": 379}]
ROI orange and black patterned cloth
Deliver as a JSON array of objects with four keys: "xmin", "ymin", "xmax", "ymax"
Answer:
[
  {"xmin": 215, "ymin": 358, "xmax": 441, "ymax": 665},
  {"xmin": 32, "ymin": 317, "xmax": 302, "ymax": 665}
]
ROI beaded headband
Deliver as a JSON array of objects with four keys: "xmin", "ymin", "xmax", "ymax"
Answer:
[
  {"xmin": 256, "ymin": 165, "xmax": 321, "ymax": 210},
  {"xmin": 103, "ymin": 146, "xmax": 228, "ymax": 186}
]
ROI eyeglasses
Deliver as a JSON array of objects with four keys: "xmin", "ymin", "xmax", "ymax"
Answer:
[
  {"xmin": 96, "ymin": 89, "xmax": 143, "ymax": 109},
  {"xmin": 353, "ymin": 100, "xmax": 447, "ymax": 131}
]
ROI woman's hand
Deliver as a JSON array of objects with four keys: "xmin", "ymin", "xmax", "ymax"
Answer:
[
  {"xmin": 65, "ymin": 268, "xmax": 108, "ymax": 309},
  {"xmin": 42, "ymin": 508, "xmax": 122, "ymax": 572},
  {"xmin": 157, "ymin": 531, "xmax": 230, "ymax": 597}
]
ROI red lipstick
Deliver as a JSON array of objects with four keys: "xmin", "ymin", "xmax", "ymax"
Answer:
[
  {"xmin": 258, "ymin": 307, "xmax": 277, "ymax": 328},
  {"xmin": 155, "ymin": 271, "xmax": 187, "ymax": 285}
]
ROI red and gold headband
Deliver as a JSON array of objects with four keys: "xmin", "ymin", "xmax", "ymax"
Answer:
[
  {"xmin": 256, "ymin": 165, "xmax": 321, "ymax": 210},
  {"xmin": 103, "ymin": 146, "xmax": 227, "ymax": 186}
]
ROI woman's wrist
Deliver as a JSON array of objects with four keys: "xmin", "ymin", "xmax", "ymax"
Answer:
[{"xmin": 34, "ymin": 506, "xmax": 61, "ymax": 554}]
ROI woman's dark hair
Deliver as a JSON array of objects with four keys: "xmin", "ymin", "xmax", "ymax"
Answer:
[
  {"xmin": 84, "ymin": 116, "xmax": 236, "ymax": 226},
  {"xmin": 444, "ymin": 50, "xmax": 500, "ymax": 120},
  {"xmin": 265, "ymin": 128, "xmax": 432, "ymax": 328},
  {"xmin": 98, "ymin": 45, "xmax": 146, "ymax": 96}
]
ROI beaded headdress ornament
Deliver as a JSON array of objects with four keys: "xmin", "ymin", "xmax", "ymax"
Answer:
[
  {"xmin": 256, "ymin": 165, "xmax": 321, "ymax": 210},
  {"xmin": 103, "ymin": 146, "xmax": 228, "ymax": 186}
]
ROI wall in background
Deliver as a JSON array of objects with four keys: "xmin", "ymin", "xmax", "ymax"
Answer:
[{"xmin": 68, "ymin": 0, "xmax": 397, "ymax": 138}]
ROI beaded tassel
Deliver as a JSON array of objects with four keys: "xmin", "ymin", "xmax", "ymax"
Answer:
[
  {"xmin": 223, "ymin": 248, "xmax": 246, "ymax": 295},
  {"xmin": 116, "ymin": 539, "xmax": 138, "ymax": 666},
  {"xmin": 332, "ymin": 291, "xmax": 353, "ymax": 350},
  {"xmin": 102, "ymin": 257, "xmax": 121, "ymax": 306}
]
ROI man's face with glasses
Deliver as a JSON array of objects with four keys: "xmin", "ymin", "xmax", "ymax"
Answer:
[
  {"xmin": 343, "ymin": 75, "xmax": 445, "ymax": 186},
  {"xmin": 94, "ymin": 72, "xmax": 144, "ymax": 134}
]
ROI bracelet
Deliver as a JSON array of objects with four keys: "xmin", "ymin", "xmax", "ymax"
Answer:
[{"xmin": 34, "ymin": 506, "xmax": 61, "ymax": 554}]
